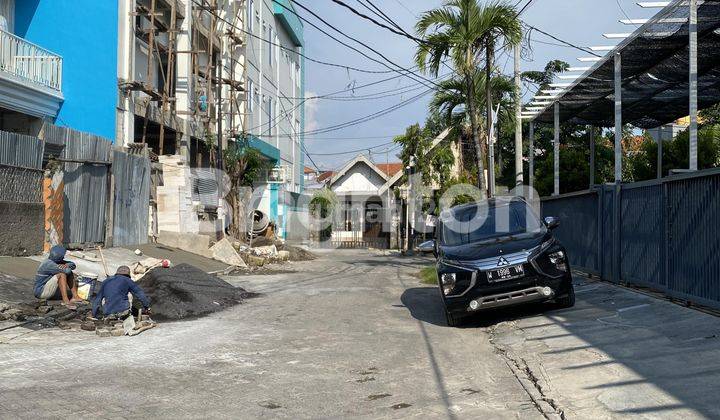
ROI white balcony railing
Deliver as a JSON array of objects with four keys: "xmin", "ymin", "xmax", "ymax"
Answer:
[{"xmin": 0, "ymin": 29, "xmax": 62, "ymax": 92}]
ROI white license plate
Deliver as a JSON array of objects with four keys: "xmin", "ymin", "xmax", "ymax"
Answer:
[{"xmin": 486, "ymin": 264, "xmax": 525, "ymax": 282}]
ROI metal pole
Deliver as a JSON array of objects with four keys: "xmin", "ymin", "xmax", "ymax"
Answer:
[
  {"xmin": 514, "ymin": 45, "xmax": 523, "ymax": 188},
  {"xmin": 614, "ymin": 52, "xmax": 622, "ymax": 182},
  {"xmin": 553, "ymin": 102, "xmax": 560, "ymax": 196},
  {"xmin": 689, "ymin": 0, "xmax": 698, "ymax": 171},
  {"xmin": 657, "ymin": 135, "xmax": 663, "ymax": 179},
  {"xmin": 613, "ymin": 52, "xmax": 623, "ymax": 284},
  {"xmin": 488, "ymin": 108, "xmax": 496, "ymax": 198},
  {"xmin": 529, "ymin": 122, "xmax": 534, "ymax": 195},
  {"xmin": 589, "ymin": 126, "xmax": 595, "ymax": 187}
]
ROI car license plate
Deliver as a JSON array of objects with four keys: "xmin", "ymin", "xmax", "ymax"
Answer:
[{"xmin": 486, "ymin": 264, "xmax": 525, "ymax": 282}]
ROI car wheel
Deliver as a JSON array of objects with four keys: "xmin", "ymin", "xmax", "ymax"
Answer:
[
  {"xmin": 445, "ymin": 310, "xmax": 463, "ymax": 327},
  {"xmin": 556, "ymin": 283, "xmax": 575, "ymax": 308}
]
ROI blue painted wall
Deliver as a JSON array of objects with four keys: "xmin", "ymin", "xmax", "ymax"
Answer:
[{"xmin": 15, "ymin": 1, "xmax": 118, "ymax": 141}]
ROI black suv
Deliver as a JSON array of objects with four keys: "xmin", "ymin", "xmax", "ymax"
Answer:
[{"xmin": 432, "ymin": 197, "xmax": 574, "ymax": 326}]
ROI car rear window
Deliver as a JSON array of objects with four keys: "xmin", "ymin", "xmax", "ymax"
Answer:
[{"xmin": 441, "ymin": 201, "xmax": 544, "ymax": 246}]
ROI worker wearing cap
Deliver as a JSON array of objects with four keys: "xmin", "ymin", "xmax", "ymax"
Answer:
[{"xmin": 92, "ymin": 266, "xmax": 151, "ymax": 319}]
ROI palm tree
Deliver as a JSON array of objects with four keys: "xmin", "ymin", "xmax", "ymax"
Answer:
[
  {"xmin": 522, "ymin": 59, "xmax": 570, "ymax": 94},
  {"xmin": 430, "ymin": 71, "xmax": 515, "ymax": 176},
  {"xmin": 416, "ymin": 0, "xmax": 521, "ymax": 197}
]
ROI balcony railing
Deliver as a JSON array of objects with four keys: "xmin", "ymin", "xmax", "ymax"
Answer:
[{"xmin": 0, "ymin": 29, "xmax": 62, "ymax": 92}]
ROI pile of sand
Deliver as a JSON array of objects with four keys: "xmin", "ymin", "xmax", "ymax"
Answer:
[{"xmin": 138, "ymin": 264, "xmax": 254, "ymax": 320}]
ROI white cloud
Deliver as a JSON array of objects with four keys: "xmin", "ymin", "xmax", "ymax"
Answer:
[{"xmin": 304, "ymin": 91, "xmax": 319, "ymax": 134}]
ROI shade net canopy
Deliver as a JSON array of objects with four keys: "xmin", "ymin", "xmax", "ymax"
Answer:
[{"xmin": 532, "ymin": 0, "xmax": 720, "ymax": 129}]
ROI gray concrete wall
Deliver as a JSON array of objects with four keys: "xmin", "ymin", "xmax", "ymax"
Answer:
[{"xmin": 0, "ymin": 201, "xmax": 44, "ymax": 256}]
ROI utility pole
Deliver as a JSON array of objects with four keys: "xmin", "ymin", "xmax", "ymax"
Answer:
[
  {"xmin": 405, "ymin": 155, "xmax": 415, "ymax": 255},
  {"xmin": 488, "ymin": 107, "xmax": 495, "ymax": 198},
  {"xmin": 514, "ymin": 44, "xmax": 523, "ymax": 189},
  {"xmin": 216, "ymin": 36, "xmax": 224, "ymax": 171}
]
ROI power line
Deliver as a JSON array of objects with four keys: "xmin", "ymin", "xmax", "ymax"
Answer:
[
  {"xmin": 187, "ymin": 0, "xmax": 394, "ymax": 74},
  {"xmin": 328, "ymin": 0, "xmax": 425, "ymax": 43},
  {"xmin": 307, "ymin": 140, "xmax": 396, "ymax": 156},
  {"xmin": 277, "ymin": 0, "xmax": 447, "ymax": 92},
  {"xmin": 250, "ymin": 87, "xmax": 432, "ymax": 138},
  {"xmin": 522, "ymin": 23, "xmax": 601, "ymax": 57}
]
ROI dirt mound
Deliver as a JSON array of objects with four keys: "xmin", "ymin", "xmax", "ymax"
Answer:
[
  {"xmin": 278, "ymin": 244, "xmax": 316, "ymax": 261},
  {"xmin": 138, "ymin": 263, "xmax": 254, "ymax": 320}
]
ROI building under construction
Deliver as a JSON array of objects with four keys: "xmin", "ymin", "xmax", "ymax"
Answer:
[{"xmin": 114, "ymin": 0, "xmax": 305, "ymax": 239}]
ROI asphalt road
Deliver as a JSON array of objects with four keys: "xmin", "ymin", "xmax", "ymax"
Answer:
[{"xmin": 1, "ymin": 249, "xmax": 720, "ymax": 419}]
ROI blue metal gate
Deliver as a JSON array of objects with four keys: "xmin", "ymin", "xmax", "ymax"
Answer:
[{"xmin": 541, "ymin": 168, "xmax": 720, "ymax": 310}]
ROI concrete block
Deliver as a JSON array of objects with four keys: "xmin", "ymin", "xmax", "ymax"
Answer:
[
  {"xmin": 253, "ymin": 245, "xmax": 278, "ymax": 257},
  {"xmin": 96, "ymin": 328, "xmax": 112, "ymax": 337},
  {"xmin": 157, "ymin": 231, "xmax": 214, "ymax": 258},
  {"xmin": 210, "ymin": 238, "xmax": 247, "ymax": 267}
]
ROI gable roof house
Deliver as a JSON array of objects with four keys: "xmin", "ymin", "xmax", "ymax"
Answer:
[{"xmin": 323, "ymin": 128, "xmax": 456, "ymax": 249}]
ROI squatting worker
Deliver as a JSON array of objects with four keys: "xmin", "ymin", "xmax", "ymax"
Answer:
[
  {"xmin": 34, "ymin": 245, "xmax": 83, "ymax": 309},
  {"xmin": 92, "ymin": 266, "xmax": 151, "ymax": 319}
]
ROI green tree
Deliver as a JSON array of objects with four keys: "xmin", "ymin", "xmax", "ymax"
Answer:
[
  {"xmin": 223, "ymin": 138, "xmax": 273, "ymax": 237},
  {"xmin": 416, "ymin": 0, "xmax": 521, "ymax": 196},
  {"xmin": 309, "ymin": 188, "xmax": 338, "ymax": 241},
  {"xmin": 628, "ymin": 126, "xmax": 720, "ymax": 181}
]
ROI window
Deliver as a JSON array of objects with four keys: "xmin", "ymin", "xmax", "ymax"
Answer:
[
  {"xmin": 440, "ymin": 201, "xmax": 544, "ymax": 246},
  {"xmin": 267, "ymin": 27, "xmax": 274, "ymax": 67},
  {"xmin": 246, "ymin": 0, "xmax": 253, "ymax": 32},
  {"xmin": 247, "ymin": 79, "xmax": 254, "ymax": 112},
  {"xmin": 266, "ymin": 97, "xmax": 273, "ymax": 135}
]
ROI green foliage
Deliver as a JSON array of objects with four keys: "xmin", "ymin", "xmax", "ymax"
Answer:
[
  {"xmin": 223, "ymin": 138, "xmax": 272, "ymax": 187},
  {"xmin": 415, "ymin": 0, "xmax": 521, "ymax": 192},
  {"xmin": 627, "ymin": 126, "xmax": 720, "ymax": 181},
  {"xmin": 418, "ymin": 266, "xmax": 438, "ymax": 285},
  {"xmin": 393, "ymin": 122, "xmax": 456, "ymax": 188},
  {"xmin": 521, "ymin": 60, "xmax": 570, "ymax": 91},
  {"xmin": 309, "ymin": 188, "xmax": 338, "ymax": 218},
  {"xmin": 310, "ymin": 188, "xmax": 338, "ymax": 240}
]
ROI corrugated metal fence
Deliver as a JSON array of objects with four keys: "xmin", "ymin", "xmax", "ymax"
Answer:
[
  {"xmin": 112, "ymin": 151, "xmax": 150, "ymax": 247},
  {"xmin": 43, "ymin": 125, "xmax": 112, "ymax": 245},
  {"xmin": 541, "ymin": 168, "xmax": 720, "ymax": 309},
  {"xmin": 0, "ymin": 131, "xmax": 44, "ymax": 203}
]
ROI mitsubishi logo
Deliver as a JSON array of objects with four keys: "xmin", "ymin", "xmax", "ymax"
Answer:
[{"xmin": 497, "ymin": 257, "xmax": 510, "ymax": 267}]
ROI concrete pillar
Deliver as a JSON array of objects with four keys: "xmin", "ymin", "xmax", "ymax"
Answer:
[
  {"xmin": 613, "ymin": 52, "xmax": 623, "ymax": 284},
  {"xmin": 117, "ymin": 0, "xmax": 136, "ymax": 146},
  {"xmin": 689, "ymin": 0, "xmax": 698, "ymax": 170},
  {"xmin": 175, "ymin": 0, "xmax": 194, "ymax": 159},
  {"xmin": 514, "ymin": 45, "xmax": 523, "ymax": 188},
  {"xmin": 553, "ymin": 102, "xmax": 560, "ymax": 196},
  {"xmin": 529, "ymin": 122, "xmax": 534, "ymax": 194},
  {"xmin": 488, "ymin": 109, "xmax": 496, "ymax": 198}
]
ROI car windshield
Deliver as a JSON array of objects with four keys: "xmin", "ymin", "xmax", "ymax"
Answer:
[{"xmin": 440, "ymin": 201, "xmax": 544, "ymax": 246}]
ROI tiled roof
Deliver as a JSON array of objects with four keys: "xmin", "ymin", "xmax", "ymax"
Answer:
[
  {"xmin": 316, "ymin": 171, "xmax": 335, "ymax": 182},
  {"xmin": 376, "ymin": 162, "xmax": 404, "ymax": 177}
]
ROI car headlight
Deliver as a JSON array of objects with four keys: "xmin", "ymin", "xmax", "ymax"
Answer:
[
  {"xmin": 548, "ymin": 250, "xmax": 567, "ymax": 272},
  {"xmin": 440, "ymin": 272, "xmax": 456, "ymax": 295}
]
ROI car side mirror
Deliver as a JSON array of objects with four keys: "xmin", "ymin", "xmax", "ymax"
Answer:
[
  {"xmin": 432, "ymin": 240, "xmax": 438, "ymax": 258},
  {"xmin": 544, "ymin": 216, "xmax": 560, "ymax": 229},
  {"xmin": 416, "ymin": 240, "xmax": 436, "ymax": 254}
]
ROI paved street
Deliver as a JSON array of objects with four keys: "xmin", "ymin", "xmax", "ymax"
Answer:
[{"xmin": 1, "ymin": 249, "xmax": 720, "ymax": 419}]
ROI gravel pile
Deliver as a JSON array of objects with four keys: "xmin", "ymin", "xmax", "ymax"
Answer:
[{"xmin": 138, "ymin": 263, "xmax": 254, "ymax": 320}]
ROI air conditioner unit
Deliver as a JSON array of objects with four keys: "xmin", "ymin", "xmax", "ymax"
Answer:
[{"xmin": 266, "ymin": 166, "xmax": 287, "ymax": 184}]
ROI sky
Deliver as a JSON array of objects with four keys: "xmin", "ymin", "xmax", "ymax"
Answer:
[{"xmin": 300, "ymin": 0, "xmax": 658, "ymax": 171}]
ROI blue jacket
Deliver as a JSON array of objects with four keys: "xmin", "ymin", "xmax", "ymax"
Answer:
[
  {"xmin": 34, "ymin": 245, "xmax": 76, "ymax": 298},
  {"xmin": 92, "ymin": 274, "xmax": 151, "ymax": 317}
]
